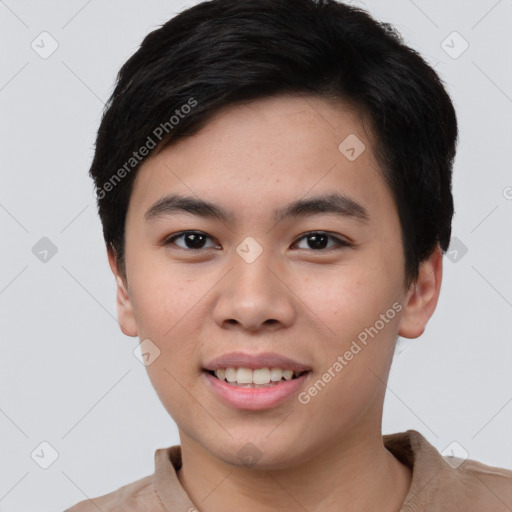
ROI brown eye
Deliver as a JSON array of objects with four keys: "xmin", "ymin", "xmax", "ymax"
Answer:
[
  {"xmin": 165, "ymin": 231, "xmax": 218, "ymax": 250},
  {"xmin": 293, "ymin": 232, "xmax": 350, "ymax": 251}
]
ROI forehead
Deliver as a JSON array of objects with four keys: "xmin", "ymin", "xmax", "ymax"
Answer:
[{"xmin": 128, "ymin": 94, "xmax": 394, "ymax": 227}]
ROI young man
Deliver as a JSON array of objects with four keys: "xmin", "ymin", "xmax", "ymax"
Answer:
[{"xmin": 66, "ymin": 0, "xmax": 512, "ymax": 510}]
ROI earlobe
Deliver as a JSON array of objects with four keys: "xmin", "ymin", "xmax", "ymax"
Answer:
[
  {"xmin": 107, "ymin": 246, "xmax": 138, "ymax": 337},
  {"xmin": 398, "ymin": 245, "xmax": 443, "ymax": 339}
]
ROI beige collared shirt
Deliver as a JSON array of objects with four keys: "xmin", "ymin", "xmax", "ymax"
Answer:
[{"xmin": 65, "ymin": 429, "xmax": 512, "ymax": 511}]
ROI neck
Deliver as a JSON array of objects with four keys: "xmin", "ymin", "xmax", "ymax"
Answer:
[{"xmin": 176, "ymin": 426, "xmax": 412, "ymax": 512}]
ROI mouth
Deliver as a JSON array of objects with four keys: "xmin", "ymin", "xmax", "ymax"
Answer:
[
  {"xmin": 203, "ymin": 367, "xmax": 309, "ymax": 388},
  {"xmin": 201, "ymin": 352, "xmax": 312, "ymax": 410}
]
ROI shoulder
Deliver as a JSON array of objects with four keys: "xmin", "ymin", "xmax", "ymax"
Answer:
[
  {"xmin": 454, "ymin": 457, "xmax": 512, "ymax": 510},
  {"xmin": 385, "ymin": 430, "xmax": 512, "ymax": 511},
  {"xmin": 64, "ymin": 474, "xmax": 165, "ymax": 512},
  {"xmin": 63, "ymin": 445, "xmax": 183, "ymax": 512}
]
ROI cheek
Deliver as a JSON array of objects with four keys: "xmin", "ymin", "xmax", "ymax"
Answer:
[
  {"xmin": 133, "ymin": 274, "xmax": 205, "ymax": 423},
  {"xmin": 295, "ymin": 264, "xmax": 402, "ymax": 409},
  {"xmin": 126, "ymin": 275, "xmax": 211, "ymax": 416},
  {"xmin": 293, "ymin": 263, "xmax": 399, "ymax": 346},
  {"xmin": 128, "ymin": 260, "xmax": 204, "ymax": 340}
]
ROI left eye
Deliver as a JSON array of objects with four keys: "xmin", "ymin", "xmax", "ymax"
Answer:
[
  {"xmin": 164, "ymin": 231, "xmax": 349, "ymax": 251},
  {"xmin": 293, "ymin": 231, "xmax": 350, "ymax": 251}
]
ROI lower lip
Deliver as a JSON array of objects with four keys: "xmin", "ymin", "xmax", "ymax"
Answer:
[{"xmin": 202, "ymin": 371, "xmax": 310, "ymax": 410}]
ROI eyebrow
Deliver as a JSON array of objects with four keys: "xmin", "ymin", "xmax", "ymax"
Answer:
[{"xmin": 144, "ymin": 192, "xmax": 369, "ymax": 224}]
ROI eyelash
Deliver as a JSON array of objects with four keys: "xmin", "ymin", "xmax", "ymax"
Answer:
[{"xmin": 163, "ymin": 231, "xmax": 351, "ymax": 252}]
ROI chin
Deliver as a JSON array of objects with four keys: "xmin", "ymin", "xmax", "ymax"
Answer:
[{"xmin": 202, "ymin": 429, "xmax": 314, "ymax": 470}]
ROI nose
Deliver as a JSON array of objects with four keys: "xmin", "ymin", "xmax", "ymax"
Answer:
[{"xmin": 212, "ymin": 248, "xmax": 296, "ymax": 333}]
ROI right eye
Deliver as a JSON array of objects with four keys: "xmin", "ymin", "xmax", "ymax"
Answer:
[{"xmin": 163, "ymin": 231, "xmax": 220, "ymax": 251}]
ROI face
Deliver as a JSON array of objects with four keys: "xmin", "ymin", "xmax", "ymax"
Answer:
[{"xmin": 110, "ymin": 94, "xmax": 440, "ymax": 469}]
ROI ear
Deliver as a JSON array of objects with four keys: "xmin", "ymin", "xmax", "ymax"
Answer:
[
  {"xmin": 398, "ymin": 244, "xmax": 443, "ymax": 339},
  {"xmin": 107, "ymin": 246, "xmax": 138, "ymax": 337}
]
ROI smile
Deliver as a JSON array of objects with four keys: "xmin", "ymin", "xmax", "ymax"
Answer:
[
  {"xmin": 201, "ymin": 351, "xmax": 311, "ymax": 409},
  {"xmin": 206, "ymin": 367, "xmax": 306, "ymax": 387}
]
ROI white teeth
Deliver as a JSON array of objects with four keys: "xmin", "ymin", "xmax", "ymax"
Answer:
[
  {"xmin": 283, "ymin": 369, "xmax": 293, "ymax": 381},
  {"xmin": 253, "ymin": 368, "xmax": 271, "ymax": 385},
  {"xmin": 236, "ymin": 367, "xmax": 253, "ymax": 384},
  {"xmin": 225, "ymin": 367, "xmax": 237, "ymax": 383},
  {"xmin": 213, "ymin": 367, "xmax": 303, "ymax": 385},
  {"xmin": 270, "ymin": 367, "xmax": 283, "ymax": 381}
]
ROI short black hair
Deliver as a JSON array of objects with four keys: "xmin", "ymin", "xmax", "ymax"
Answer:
[{"xmin": 90, "ymin": 0, "xmax": 458, "ymax": 288}]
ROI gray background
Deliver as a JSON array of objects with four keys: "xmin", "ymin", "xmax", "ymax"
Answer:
[{"xmin": 0, "ymin": 0, "xmax": 511, "ymax": 510}]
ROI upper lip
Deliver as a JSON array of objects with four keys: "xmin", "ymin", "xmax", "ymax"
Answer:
[{"xmin": 203, "ymin": 352, "xmax": 311, "ymax": 372}]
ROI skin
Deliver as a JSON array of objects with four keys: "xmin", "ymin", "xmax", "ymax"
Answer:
[{"xmin": 108, "ymin": 93, "xmax": 443, "ymax": 512}]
